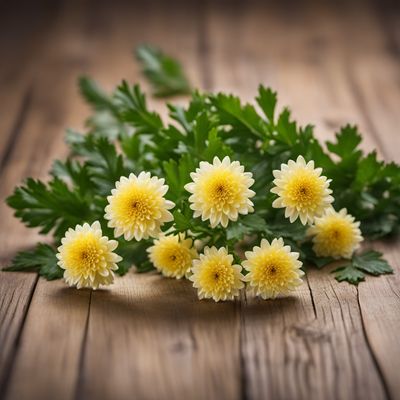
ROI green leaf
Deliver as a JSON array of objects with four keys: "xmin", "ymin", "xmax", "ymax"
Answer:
[
  {"xmin": 226, "ymin": 214, "xmax": 268, "ymax": 241},
  {"xmin": 352, "ymin": 250, "xmax": 393, "ymax": 275},
  {"xmin": 135, "ymin": 45, "xmax": 190, "ymax": 97},
  {"xmin": 241, "ymin": 214, "xmax": 268, "ymax": 231},
  {"xmin": 256, "ymin": 85, "xmax": 277, "ymax": 124},
  {"xmin": 69, "ymin": 135, "xmax": 127, "ymax": 195},
  {"xmin": 355, "ymin": 151, "xmax": 383, "ymax": 188},
  {"xmin": 7, "ymin": 177, "xmax": 92, "ymax": 241},
  {"xmin": 333, "ymin": 250, "xmax": 393, "ymax": 284},
  {"xmin": 135, "ymin": 260, "xmax": 156, "ymax": 273},
  {"xmin": 51, "ymin": 159, "xmax": 94, "ymax": 197},
  {"xmin": 334, "ymin": 264, "xmax": 365, "ymax": 284},
  {"xmin": 5, "ymin": 244, "xmax": 62, "ymax": 280},
  {"xmin": 193, "ymin": 112, "xmax": 212, "ymax": 154},
  {"xmin": 202, "ymin": 128, "xmax": 232, "ymax": 161},
  {"xmin": 327, "ymin": 125, "xmax": 362, "ymax": 158},
  {"xmin": 173, "ymin": 209, "xmax": 192, "ymax": 231},
  {"xmin": 210, "ymin": 93, "xmax": 268, "ymax": 138},
  {"xmin": 78, "ymin": 76, "xmax": 118, "ymax": 114},
  {"xmin": 276, "ymin": 108, "xmax": 298, "ymax": 145},
  {"xmin": 113, "ymin": 81, "xmax": 163, "ymax": 134},
  {"xmin": 226, "ymin": 223, "xmax": 251, "ymax": 241}
]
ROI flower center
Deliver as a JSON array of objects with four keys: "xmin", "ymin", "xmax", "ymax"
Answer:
[
  {"xmin": 64, "ymin": 234, "xmax": 104, "ymax": 273},
  {"xmin": 129, "ymin": 198, "xmax": 151, "ymax": 219},
  {"xmin": 200, "ymin": 260, "xmax": 235, "ymax": 293},
  {"xmin": 285, "ymin": 170, "xmax": 323, "ymax": 211},
  {"xmin": 269, "ymin": 265, "xmax": 277, "ymax": 274},
  {"xmin": 211, "ymin": 180, "xmax": 234, "ymax": 204},
  {"xmin": 113, "ymin": 184, "xmax": 161, "ymax": 224},
  {"xmin": 157, "ymin": 244, "xmax": 192, "ymax": 274},
  {"xmin": 319, "ymin": 218, "xmax": 355, "ymax": 252},
  {"xmin": 252, "ymin": 250, "xmax": 296, "ymax": 290},
  {"xmin": 202, "ymin": 170, "xmax": 242, "ymax": 211},
  {"xmin": 79, "ymin": 247, "xmax": 100, "ymax": 267}
]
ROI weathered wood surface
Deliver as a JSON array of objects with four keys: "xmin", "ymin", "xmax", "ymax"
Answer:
[{"xmin": 0, "ymin": 0, "xmax": 399, "ymax": 399}]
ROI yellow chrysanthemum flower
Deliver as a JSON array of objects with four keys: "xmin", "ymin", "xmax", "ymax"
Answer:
[
  {"xmin": 243, "ymin": 238, "xmax": 304, "ymax": 299},
  {"xmin": 271, "ymin": 155, "xmax": 334, "ymax": 225},
  {"xmin": 189, "ymin": 246, "xmax": 245, "ymax": 301},
  {"xmin": 147, "ymin": 233, "xmax": 198, "ymax": 279},
  {"xmin": 105, "ymin": 172, "xmax": 175, "ymax": 241},
  {"xmin": 307, "ymin": 208, "xmax": 363, "ymax": 259},
  {"xmin": 57, "ymin": 221, "xmax": 122, "ymax": 289},
  {"xmin": 184, "ymin": 156, "xmax": 255, "ymax": 228}
]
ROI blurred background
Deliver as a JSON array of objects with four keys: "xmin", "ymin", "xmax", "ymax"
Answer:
[{"xmin": 1, "ymin": 0, "xmax": 398, "ymax": 143}]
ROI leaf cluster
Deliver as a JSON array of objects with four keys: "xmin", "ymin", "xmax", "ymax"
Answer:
[{"xmin": 6, "ymin": 50, "xmax": 399, "ymax": 284}]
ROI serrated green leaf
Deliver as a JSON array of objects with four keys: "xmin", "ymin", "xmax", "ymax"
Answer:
[
  {"xmin": 334, "ymin": 264, "xmax": 365, "ymax": 284},
  {"xmin": 327, "ymin": 125, "xmax": 362, "ymax": 158},
  {"xmin": 333, "ymin": 250, "xmax": 393, "ymax": 284},
  {"xmin": 5, "ymin": 244, "xmax": 62, "ymax": 280},
  {"xmin": 78, "ymin": 76, "xmax": 118, "ymax": 114},
  {"xmin": 226, "ymin": 223, "xmax": 251, "ymax": 241},
  {"xmin": 173, "ymin": 210, "xmax": 192, "ymax": 231},
  {"xmin": 355, "ymin": 151, "xmax": 383, "ymax": 188},
  {"xmin": 7, "ymin": 177, "xmax": 92, "ymax": 240},
  {"xmin": 51, "ymin": 159, "xmax": 94, "ymax": 197},
  {"xmin": 113, "ymin": 81, "xmax": 163, "ymax": 133},
  {"xmin": 256, "ymin": 85, "xmax": 277, "ymax": 124},
  {"xmin": 352, "ymin": 250, "xmax": 393, "ymax": 275},
  {"xmin": 210, "ymin": 93, "xmax": 268, "ymax": 138},
  {"xmin": 202, "ymin": 128, "xmax": 232, "ymax": 161},
  {"xmin": 135, "ymin": 45, "xmax": 190, "ymax": 97},
  {"xmin": 276, "ymin": 108, "xmax": 297, "ymax": 145}
]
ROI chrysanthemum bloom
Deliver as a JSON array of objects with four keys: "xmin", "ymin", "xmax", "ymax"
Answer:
[
  {"xmin": 105, "ymin": 172, "xmax": 175, "ymax": 241},
  {"xmin": 271, "ymin": 155, "xmax": 334, "ymax": 225},
  {"xmin": 189, "ymin": 246, "xmax": 245, "ymax": 301},
  {"xmin": 243, "ymin": 238, "xmax": 304, "ymax": 299},
  {"xmin": 184, "ymin": 156, "xmax": 255, "ymax": 228},
  {"xmin": 307, "ymin": 208, "xmax": 363, "ymax": 259},
  {"xmin": 57, "ymin": 221, "xmax": 122, "ymax": 289},
  {"xmin": 147, "ymin": 233, "xmax": 198, "ymax": 279}
]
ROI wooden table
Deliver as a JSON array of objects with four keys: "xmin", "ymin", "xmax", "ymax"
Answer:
[{"xmin": 1, "ymin": 0, "xmax": 399, "ymax": 399}]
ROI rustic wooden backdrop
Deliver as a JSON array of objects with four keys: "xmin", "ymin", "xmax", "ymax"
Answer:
[{"xmin": 0, "ymin": 0, "xmax": 399, "ymax": 399}]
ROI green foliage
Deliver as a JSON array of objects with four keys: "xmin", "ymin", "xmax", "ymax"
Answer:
[
  {"xmin": 334, "ymin": 251, "xmax": 393, "ymax": 284},
  {"xmin": 7, "ymin": 177, "xmax": 92, "ymax": 241},
  {"xmin": 6, "ymin": 49, "xmax": 398, "ymax": 285},
  {"xmin": 5, "ymin": 244, "xmax": 62, "ymax": 280},
  {"xmin": 136, "ymin": 45, "xmax": 190, "ymax": 97}
]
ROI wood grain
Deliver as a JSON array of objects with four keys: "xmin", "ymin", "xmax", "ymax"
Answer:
[
  {"xmin": 0, "ymin": 0, "xmax": 92, "ymax": 397},
  {"xmin": 80, "ymin": 273, "xmax": 240, "ymax": 400},
  {"xmin": 3, "ymin": 280, "xmax": 90, "ymax": 400},
  {"xmin": 0, "ymin": 273, "xmax": 37, "ymax": 395}
]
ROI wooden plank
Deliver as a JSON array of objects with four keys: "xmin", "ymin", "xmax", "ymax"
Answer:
[
  {"xmin": 314, "ymin": 2, "xmax": 400, "ymax": 398},
  {"xmin": 4, "ymin": 280, "xmax": 90, "ymax": 400},
  {"xmin": 205, "ymin": 1, "xmax": 393, "ymax": 399},
  {"xmin": 0, "ymin": 273, "xmax": 37, "ymax": 395},
  {"xmin": 357, "ymin": 241, "xmax": 400, "ymax": 400},
  {"xmin": 0, "ymin": 1, "xmax": 64, "ymax": 395},
  {"xmin": 0, "ymin": 0, "xmax": 95, "ymax": 398},
  {"xmin": 0, "ymin": 1, "xmax": 60, "ymax": 168},
  {"xmin": 80, "ymin": 273, "xmax": 240, "ymax": 400}
]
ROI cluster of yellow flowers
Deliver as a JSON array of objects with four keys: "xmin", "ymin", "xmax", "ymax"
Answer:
[{"xmin": 57, "ymin": 155, "xmax": 363, "ymax": 301}]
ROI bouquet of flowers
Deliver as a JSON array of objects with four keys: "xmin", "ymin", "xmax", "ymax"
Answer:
[{"xmin": 6, "ymin": 46, "xmax": 398, "ymax": 301}]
